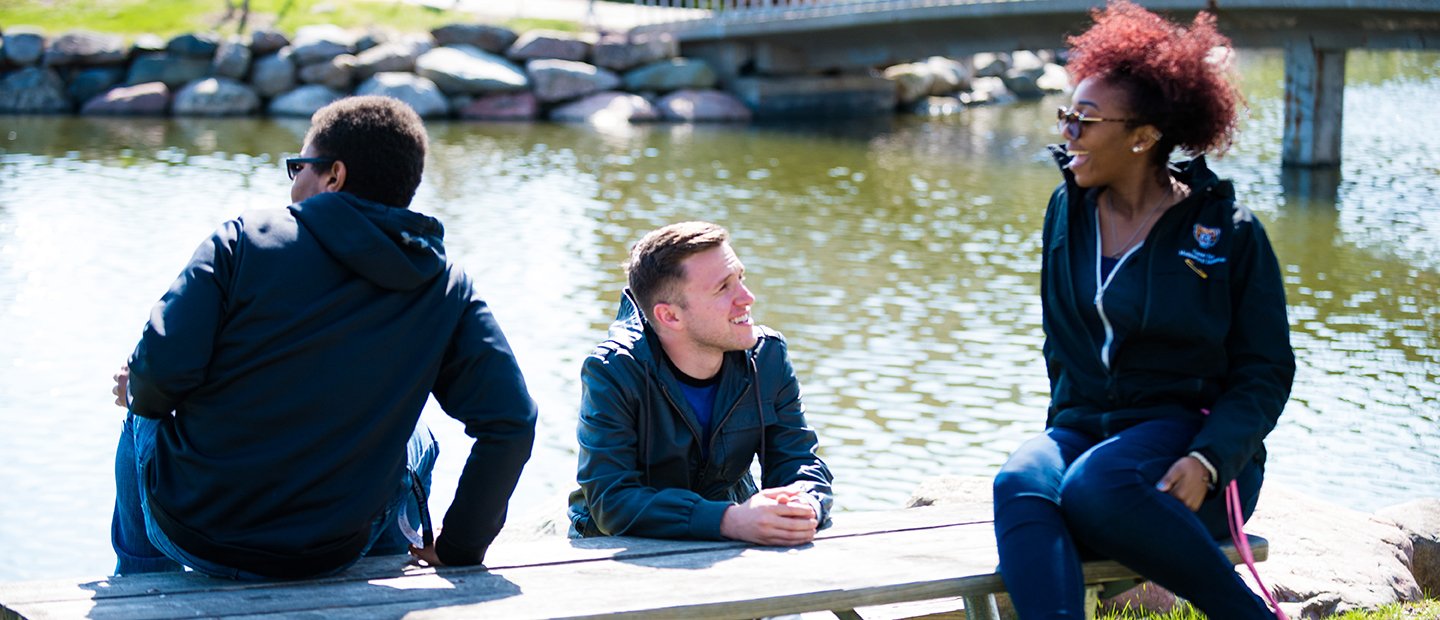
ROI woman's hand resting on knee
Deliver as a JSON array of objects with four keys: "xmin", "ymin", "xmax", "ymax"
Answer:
[{"xmin": 1155, "ymin": 456, "xmax": 1211, "ymax": 511}]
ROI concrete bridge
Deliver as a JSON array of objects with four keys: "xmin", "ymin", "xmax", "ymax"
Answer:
[{"xmin": 626, "ymin": 0, "xmax": 1440, "ymax": 168}]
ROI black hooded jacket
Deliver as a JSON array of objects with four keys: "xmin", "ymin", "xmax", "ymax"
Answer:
[
  {"xmin": 567, "ymin": 291, "xmax": 833, "ymax": 540},
  {"xmin": 1041, "ymin": 146, "xmax": 1295, "ymax": 489},
  {"xmin": 128, "ymin": 191, "xmax": 536, "ymax": 577}
]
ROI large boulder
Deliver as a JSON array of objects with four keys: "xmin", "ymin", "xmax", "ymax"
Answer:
[
  {"xmin": 4, "ymin": 27, "xmax": 46, "ymax": 67},
  {"xmin": 212, "ymin": 36, "xmax": 252, "ymax": 80},
  {"xmin": 415, "ymin": 44, "xmax": 528, "ymax": 95},
  {"xmin": 353, "ymin": 40, "xmax": 432, "ymax": 81},
  {"xmin": 126, "ymin": 54, "xmax": 211, "ymax": 90},
  {"xmin": 250, "ymin": 50, "xmax": 297, "ymax": 98},
  {"xmin": 925, "ymin": 56, "xmax": 972, "ymax": 95},
  {"xmin": 355, "ymin": 72, "xmax": 449, "ymax": 118},
  {"xmin": 298, "ymin": 53, "xmax": 356, "ymax": 91},
  {"xmin": 623, "ymin": 58, "xmax": 716, "ymax": 92},
  {"xmin": 1225, "ymin": 486, "xmax": 1421, "ymax": 618},
  {"xmin": 550, "ymin": 91, "xmax": 659, "ymax": 124},
  {"xmin": 457, "ymin": 91, "xmax": 539, "ymax": 121},
  {"xmin": 592, "ymin": 32, "xmax": 677, "ymax": 71},
  {"xmin": 267, "ymin": 84, "xmax": 346, "ymax": 117},
  {"xmin": 1035, "ymin": 63, "xmax": 1071, "ymax": 93},
  {"xmin": 656, "ymin": 89, "xmax": 751, "ymax": 122},
  {"xmin": 166, "ymin": 32, "xmax": 220, "ymax": 59},
  {"xmin": 43, "ymin": 30, "xmax": 127, "ymax": 66},
  {"xmin": 250, "ymin": 29, "xmax": 289, "ymax": 56},
  {"xmin": 173, "ymin": 77, "xmax": 260, "ymax": 116},
  {"xmin": 882, "ymin": 62, "xmax": 935, "ymax": 105},
  {"xmin": 68, "ymin": 66, "xmax": 125, "ymax": 103},
  {"xmin": 431, "ymin": 23, "xmax": 517, "ymax": 54},
  {"xmin": 506, "ymin": 29, "xmax": 594, "ymax": 62},
  {"xmin": 526, "ymin": 59, "xmax": 619, "ymax": 103},
  {"xmin": 1376, "ymin": 498, "xmax": 1440, "ymax": 596},
  {"xmin": 0, "ymin": 67, "xmax": 72, "ymax": 112},
  {"xmin": 290, "ymin": 25, "xmax": 356, "ymax": 66},
  {"xmin": 972, "ymin": 52, "xmax": 1009, "ymax": 78},
  {"xmin": 131, "ymin": 34, "xmax": 165, "ymax": 56},
  {"xmin": 966, "ymin": 76, "xmax": 1015, "ymax": 106},
  {"xmin": 81, "ymin": 82, "xmax": 170, "ymax": 116}
]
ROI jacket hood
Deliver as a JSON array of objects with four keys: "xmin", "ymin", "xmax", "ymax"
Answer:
[{"xmin": 288, "ymin": 192, "xmax": 446, "ymax": 291}]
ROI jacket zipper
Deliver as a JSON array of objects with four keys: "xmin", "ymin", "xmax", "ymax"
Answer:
[{"xmin": 1093, "ymin": 213, "xmax": 1144, "ymax": 372}]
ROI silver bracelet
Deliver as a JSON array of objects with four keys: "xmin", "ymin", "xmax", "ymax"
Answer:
[{"xmin": 1187, "ymin": 450, "xmax": 1218, "ymax": 490}]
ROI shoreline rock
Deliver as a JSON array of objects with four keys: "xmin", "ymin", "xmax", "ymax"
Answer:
[{"xmin": 0, "ymin": 23, "xmax": 1071, "ymax": 123}]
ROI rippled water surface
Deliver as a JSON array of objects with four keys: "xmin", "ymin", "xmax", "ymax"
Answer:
[{"xmin": 1, "ymin": 50, "xmax": 1437, "ymax": 581}]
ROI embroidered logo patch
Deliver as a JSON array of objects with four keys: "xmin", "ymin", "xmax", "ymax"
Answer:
[{"xmin": 1193, "ymin": 224, "xmax": 1221, "ymax": 249}]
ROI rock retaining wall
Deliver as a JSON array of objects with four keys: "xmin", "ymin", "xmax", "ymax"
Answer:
[{"xmin": 0, "ymin": 24, "xmax": 1070, "ymax": 124}]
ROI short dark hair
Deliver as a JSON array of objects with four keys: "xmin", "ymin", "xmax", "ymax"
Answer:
[
  {"xmin": 626, "ymin": 222, "xmax": 730, "ymax": 320},
  {"xmin": 304, "ymin": 96, "xmax": 428, "ymax": 208}
]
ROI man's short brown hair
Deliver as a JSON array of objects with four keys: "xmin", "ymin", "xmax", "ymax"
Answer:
[
  {"xmin": 626, "ymin": 222, "xmax": 730, "ymax": 320},
  {"xmin": 305, "ymin": 96, "xmax": 428, "ymax": 208}
]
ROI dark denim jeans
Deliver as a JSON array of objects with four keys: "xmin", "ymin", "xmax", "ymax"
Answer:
[
  {"xmin": 992, "ymin": 418, "xmax": 1274, "ymax": 620},
  {"xmin": 112, "ymin": 411, "xmax": 436, "ymax": 580}
]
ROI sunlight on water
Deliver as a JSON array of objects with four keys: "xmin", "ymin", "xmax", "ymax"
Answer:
[{"xmin": 0, "ymin": 50, "xmax": 1436, "ymax": 581}]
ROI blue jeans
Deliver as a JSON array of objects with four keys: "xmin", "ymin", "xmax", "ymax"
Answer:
[
  {"xmin": 992, "ymin": 418, "xmax": 1274, "ymax": 620},
  {"xmin": 112, "ymin": 412, "xmax": 437, "ymax": 579}
]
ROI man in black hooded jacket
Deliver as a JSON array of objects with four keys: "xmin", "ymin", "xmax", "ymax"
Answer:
[{"xmin": 111, "ymin": 96, "xmax": 536, "ymax": 579}]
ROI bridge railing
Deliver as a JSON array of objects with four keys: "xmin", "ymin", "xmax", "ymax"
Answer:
[{"xmin": 627, "ymin": 0, "xmax": 984, "ymax": 31}]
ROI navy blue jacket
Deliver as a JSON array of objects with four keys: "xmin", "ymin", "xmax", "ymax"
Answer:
[
  {"xmin": 128, "ymin": 191, "xmax": 536, "ymax": 576},
  {"xmin": 567, "ymin": 291, "xmax": 833, "ymax": 539},
  {"xmin": 1041, "ymin": 146, "xmax": 1295, "ymax": 488}
]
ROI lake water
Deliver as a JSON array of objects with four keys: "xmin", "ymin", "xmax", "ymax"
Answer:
[{"xmin": 1, "ymin": 50, "xmax": 1437, "ymax": 582}]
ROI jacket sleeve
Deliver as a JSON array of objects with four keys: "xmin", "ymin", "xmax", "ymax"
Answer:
[
  {"xmin": 1040, "ymin": 184, "xmax": 1065, "ymax": 424},
  {"xmin": 758, "ymin": 338, "xmax": 834, "ymax": 526},
  {"xmin": 1188, "ymin": 209, "xmax": 1296, "ymax": 487},
  {"xmin": 575, "ymin": 353, "xmax": 733, "ymax": 540},
  {"xmin": 127, "ymin": 221, "xmax": 240, "ymax": 419},
  {"xmin": 430, "ymin": 286, "xmax": 538, "ymax": 567}
]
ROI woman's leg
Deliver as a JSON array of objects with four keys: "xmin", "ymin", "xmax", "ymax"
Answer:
[
  {"xmin": 993, "ymin": 427, "xmax": 1099, "ymax": 619},
  {"xmin": 1058, "ymin": 419, "xmax": 1274, "ymax": 620}
]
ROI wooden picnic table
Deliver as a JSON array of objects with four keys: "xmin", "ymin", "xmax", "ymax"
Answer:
[{"xmin": 0, "ymin": 504, "xmax": 1266, "ymax": 619}]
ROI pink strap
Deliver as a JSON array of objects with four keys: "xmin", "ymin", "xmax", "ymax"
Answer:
[
  {"xmin": 1199, "ymin": 407, "xmax": 1287, "ymax": 619},
  {"xmin": 1223, "ymin": 468, "xmax": 1289, "ymax": 619}
]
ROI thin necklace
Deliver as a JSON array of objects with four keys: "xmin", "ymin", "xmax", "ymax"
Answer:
[{"xmin": 1103, "ymin": 187, "xmax": 1170, "ymax": 259}]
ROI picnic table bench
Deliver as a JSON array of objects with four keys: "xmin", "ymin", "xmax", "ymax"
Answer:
[{"xmin": 0, "ymin": 504, "xmax": 1266, "ymax": 619}]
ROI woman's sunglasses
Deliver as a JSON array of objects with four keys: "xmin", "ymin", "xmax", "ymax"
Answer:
[{"xmin": 1056, "ymin": 107, "xmax": 1135, "ymax": 141}]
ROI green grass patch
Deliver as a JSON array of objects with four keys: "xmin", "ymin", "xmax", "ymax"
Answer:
[
  {"xmin": 1100, "ymin": 599, "xmax": 1440, "ymax": 620},
  {"xmin": 0, "ymin": 0, "xmax": 580, "ymax": 39}
]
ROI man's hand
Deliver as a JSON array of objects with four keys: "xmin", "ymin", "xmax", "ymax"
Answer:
[
  {"xmin": 719, "ymin": 487, "xmax": 818, "ymax": 547},
  {"xmin": 1156, "ymin": 456, "xmax": 1210, "ymax": 512},
  {"xmin": 408, "ymin": 528, "xmax": 447, "ymax": 568},
  {"xmin": 112, "ymin": 365, "xmax": 129, "ymax": 408}
]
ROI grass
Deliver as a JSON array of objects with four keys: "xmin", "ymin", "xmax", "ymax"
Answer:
[
  {"xmin": 1099, "ymin": 600, "xmax": 1440, "ymax": 620},
  {"xmin": 0, "ymin": 0, "xmax": 581, "ymax": 39}
]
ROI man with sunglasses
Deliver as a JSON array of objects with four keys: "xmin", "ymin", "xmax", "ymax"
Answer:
[{"xmin": 111, "ymin": 96, "xmax": 537, "ymax": 580}]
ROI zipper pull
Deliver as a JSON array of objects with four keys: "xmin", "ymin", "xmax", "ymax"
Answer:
[{"xmin": 1185, "ymin": 258, "xmax": 1208, "ymax": 279}]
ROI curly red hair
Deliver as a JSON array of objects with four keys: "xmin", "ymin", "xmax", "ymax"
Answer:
[{"xmin": 1065, "ymin": 0, "xmax": 1243, "ymax": 158}]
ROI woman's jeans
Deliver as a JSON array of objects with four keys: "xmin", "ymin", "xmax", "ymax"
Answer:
[
  {"xmin": 993, "ymin": 418, "xmax": 1274, "ymax": 620},
  {"xmin": 111, "ymin": 411, "xmax": 437, "ymax": 580}
]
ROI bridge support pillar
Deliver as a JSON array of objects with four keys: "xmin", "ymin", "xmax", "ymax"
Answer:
[{"xmin": 1282, "ymin": 41, "xmax": 1346, "ymax": 168}]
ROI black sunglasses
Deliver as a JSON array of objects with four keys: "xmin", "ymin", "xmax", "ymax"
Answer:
[
  {"xmin": 285, "ymin": 157, "xmax": 337, "ymax": 181},
  {"xmin": 1056, "ymin": 107, "xmax": 1136, "ymax": 141}
]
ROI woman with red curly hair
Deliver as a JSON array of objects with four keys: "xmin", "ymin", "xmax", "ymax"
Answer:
[{"xmin": 991, "ymin": 2, "xmax": 1295, "ymax": 617}]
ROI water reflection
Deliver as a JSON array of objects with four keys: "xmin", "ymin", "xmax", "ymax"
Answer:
[{"xmin": 0, "ymin": 49, "xmax": 1437, "ymax": 582}]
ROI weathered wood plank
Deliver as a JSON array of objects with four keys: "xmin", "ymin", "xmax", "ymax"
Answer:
[
  {"xmin": 0, "ymin": 504, "xmax": 1266, "ymax": 620},
  {"xmin": 0, "ymin": 504, "xmax": 991, "ymax": 606}
]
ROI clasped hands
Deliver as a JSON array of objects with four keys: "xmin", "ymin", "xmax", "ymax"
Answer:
[{"xmin": 719, "ymin": 483, "xmax": 819, "ymax": 547}]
